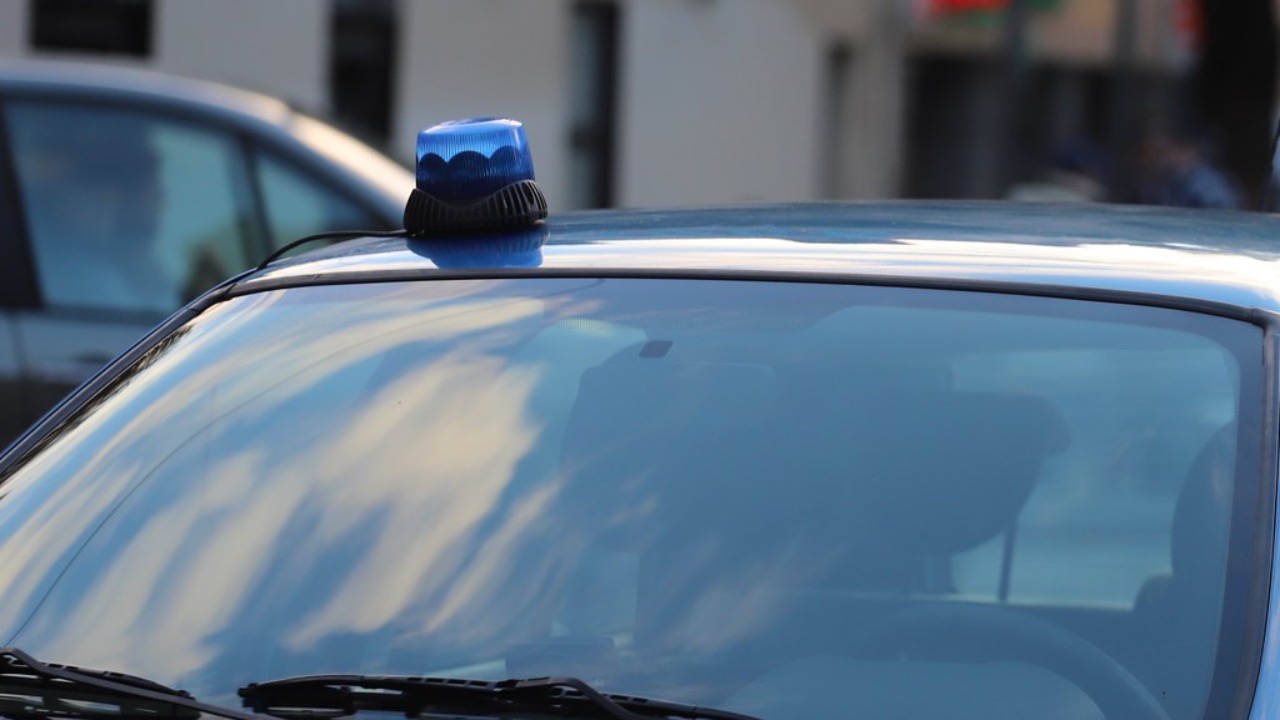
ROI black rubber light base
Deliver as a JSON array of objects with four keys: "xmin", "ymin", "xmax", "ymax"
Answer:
[{"xmin": 404, "ymin": 179, "xmax": 548, "ymax": 236}]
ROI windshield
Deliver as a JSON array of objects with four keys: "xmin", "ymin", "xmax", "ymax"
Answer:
[{"xmin": 0, "ymin": 278, "xmax": 1262, "ymax": 720}]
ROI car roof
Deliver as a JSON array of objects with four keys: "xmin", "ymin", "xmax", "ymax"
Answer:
[
  {"xmin": 237, "ymin": 202, "xmax": 1280, "ymax": 316},
  {"xmin": 0, "ymin": 58, "xmax": 294, "ymax": 127},
  {"xmin": 0, "ymin": 59, "xmax": 412, "ymax": 216}
]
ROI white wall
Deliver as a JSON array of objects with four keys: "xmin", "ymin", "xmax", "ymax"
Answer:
[
  {"xmin": 393, "ymin": 0, "xmax": 573, "ymax": 210},
  {"xmin": 0, "ymin": 0, "xmax": 905, "ymax": 207},
  {"xmin": 846, "ymin": 2, "xmax": 908, "ymax": 199},
  {"xmin": 154, "ymin": 0, "xmax": 327, "ymax": 112},
  {"xmin": 0, "ymin": 0, "xmax": 326, "ymax": 112},
  {"xmin": 616, "ymin": 0, "xmax": 823, "ymax": 207}
]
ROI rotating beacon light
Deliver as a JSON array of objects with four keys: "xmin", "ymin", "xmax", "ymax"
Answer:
[{"xmin": 403, "ymin": 118, "xmax": 548, "ymax": 235}]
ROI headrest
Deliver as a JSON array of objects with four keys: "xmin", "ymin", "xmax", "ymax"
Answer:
[
  {"xmin": 843, "ymin": 389, "xmax": 1070, "ymax": 555},
  {"xmin": 559, "ymin": 354, "xmax": 778, "ymax": 545},
  {"xmin": 560, "ymin": 351, "xmax": 1068, "ymax": 560}
]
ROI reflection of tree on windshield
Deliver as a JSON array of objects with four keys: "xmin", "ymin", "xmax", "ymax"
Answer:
[
  {"xmin": 0, "ymin": 280, "xmax": 1252, "ymax": 720},
  {"xmin": 0, "ymin": 326, "xmax": 194, "ymax": 469},
  {"xmin": 0, "ymin": 292, "xmax": 588, "ymax": 700}
]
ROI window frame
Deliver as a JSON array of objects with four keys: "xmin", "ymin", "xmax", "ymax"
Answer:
[
  {"xmin": 28, "ymin": 0, "xmax": 155, "ymax": 58},
  {"xmin": 0, "ymin": 273, "xmax": 1272, "ymax": 720},
  {"xmin": 246, "ymin": 142, "xmax": 391, "ymax": 250}
]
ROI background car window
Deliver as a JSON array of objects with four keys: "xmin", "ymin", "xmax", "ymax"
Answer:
[
  {"xmin": 5, "ymin": 100, "xmax": 256, "ymax": 315},
  {"xmin": 255, "ymin": 150, "xmax": 378, "ymax": 248}
]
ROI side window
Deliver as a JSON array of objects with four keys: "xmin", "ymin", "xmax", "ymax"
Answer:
[
  {"xmin": 5, "ymin": 100, "xmax": 256, "ymax": 315},
  {"xmin": 255, "ymin": 151, "xmax": 377, "ymax": 248},
  {"xmin": 949, "ymin": 346, "xmax": 1237, "ymax": 606}
]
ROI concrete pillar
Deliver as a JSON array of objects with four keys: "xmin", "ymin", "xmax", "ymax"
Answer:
[{"xmin": 845, "ymin": 1, "xmax": 908, "ymax": 199}]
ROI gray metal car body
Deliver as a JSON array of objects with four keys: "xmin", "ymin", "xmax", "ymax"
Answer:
[
  {"xmin": 0, "ymin": 59, "xmax": 413, "ymax": 444},
  {"xmin": 246, "ymin": 202, "xmax": 1280, "ymax": 315}
]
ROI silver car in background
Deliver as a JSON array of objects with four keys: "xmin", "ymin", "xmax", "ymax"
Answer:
[{"xmin": 0, "ymin": 60, "xmax": 412, "ymax": 443}]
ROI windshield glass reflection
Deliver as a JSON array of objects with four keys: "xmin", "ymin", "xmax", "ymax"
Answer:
[{"xmin": 0, "ymin": 278, "xmax": 1260, "ymax": 720}]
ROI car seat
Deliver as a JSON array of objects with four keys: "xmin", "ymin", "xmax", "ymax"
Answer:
[{"xmin": 1132, "ymin": 426, "xmax": 1236, "ymax": 720}]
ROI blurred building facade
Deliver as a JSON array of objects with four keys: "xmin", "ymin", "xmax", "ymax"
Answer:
[{"xmin": 0, "ymin": 0, "xmax": 1201, "ymax": 209}]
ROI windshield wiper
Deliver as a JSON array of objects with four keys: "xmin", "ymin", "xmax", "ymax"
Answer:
[
  {"xmin": 238, "ymin": 675, "xmax": 763, "ymax": 720},
  {"xmin": 0, "ymin": 647, "xmax": 256, "ymax": 720}
]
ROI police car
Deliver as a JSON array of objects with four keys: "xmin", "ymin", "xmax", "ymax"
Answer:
[{"xmin": 0, "ymin": 118, "xmax": 1272, "ymax": 720}]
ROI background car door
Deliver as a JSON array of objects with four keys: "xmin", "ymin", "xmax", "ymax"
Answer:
[
  {"xmin": 2, "ymin": 97, "xmax": 260, "ymax": 423},
  {"xmin": 0, "ymin": 315, "xmax": 24, "ymax": 448},
  {"xmin": 0, "ymin": 110, "xmax": 36, "ymax": 447}
]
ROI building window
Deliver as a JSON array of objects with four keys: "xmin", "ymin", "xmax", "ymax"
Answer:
[
  {"xmin": 329, "ymin": 0, "xmax": 398, "ymax": 146},
  {"xmin": 29, "ymin": 0, "xmax": 153, "ymax": 57},
  {"xmin": 567, "ymin": 1, "xmax": 620, "ymax": 209},
  {"xmin": 821, "ymin": 42, "xmax": 852, "ymax": 199}
]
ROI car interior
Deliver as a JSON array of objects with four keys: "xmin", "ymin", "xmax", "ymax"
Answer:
[{"xmin": 533, "ymin": 321, "xmax": 1241, "ymax": 720}]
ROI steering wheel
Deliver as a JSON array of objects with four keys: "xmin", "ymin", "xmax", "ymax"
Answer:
[{"xmin": 856, "ymin": 603, "xmax": 1172, "ymax": 720}]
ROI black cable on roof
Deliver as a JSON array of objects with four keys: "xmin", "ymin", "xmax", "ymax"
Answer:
[{"xmin": 256, "ymin": 229, "xmax": 408, "ymax": 271}]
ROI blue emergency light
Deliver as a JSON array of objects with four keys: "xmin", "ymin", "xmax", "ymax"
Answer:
[{"xmin": 403, "ymin": 118, "xmax": 548, "ymax": 236}]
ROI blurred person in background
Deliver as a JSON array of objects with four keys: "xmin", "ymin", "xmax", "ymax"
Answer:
[{"xmin": 1138, "ymin": 120, "xmax": 1242, "ymax": 211}]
